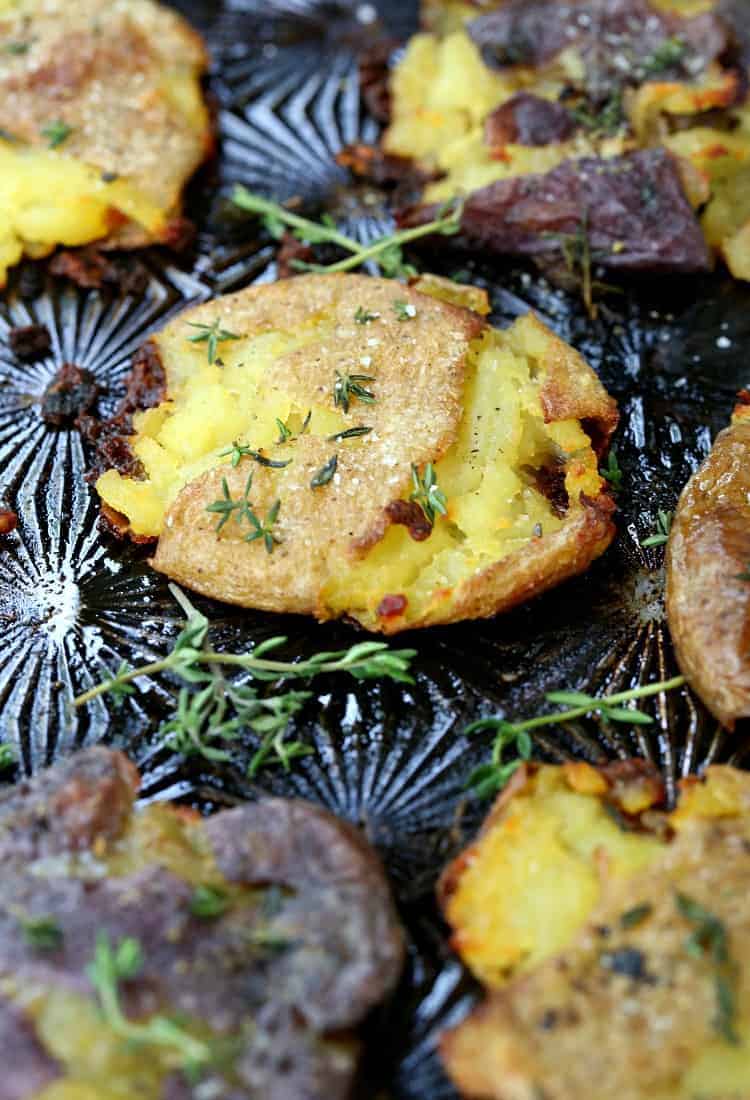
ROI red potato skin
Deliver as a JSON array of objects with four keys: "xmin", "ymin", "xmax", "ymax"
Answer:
[{"xmin": 665, "ymin": 403, "xmax": 750, "ymax": 729}]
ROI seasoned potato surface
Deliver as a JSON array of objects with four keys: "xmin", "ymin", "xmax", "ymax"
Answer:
[
  {"xmin": 441, "ymin": 761, "xmax": 750, "ymax": 1100},
  {"xmin": 95, "ymin": 273, "xmax": 617, "ymax": 632}
]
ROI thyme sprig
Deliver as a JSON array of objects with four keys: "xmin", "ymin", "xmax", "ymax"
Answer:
[
  {"xmin": 186, "ymin": 319, "xmax": 241, "ymax": 365},
  {"xmin": 205, "ymin": 474, "xmax": 281, "ymax": 552},
  {"xmin": 72, "ymin": 587, "xmax": 416, "ymax": 772},
  {"xmin": 232, "ymin": 186, "xmax": 464, "ymax": 278},
  {"xmin": 466, "ymin": 675, "xmax": 686, "ymax": 798},
  {"xmin": 410, "ymin": 463, "xmax": 447, "ymax": 526},
  {"xmin": 87, "ymin": 933, "xmax": 213, "ymax": 1075},
  {"xmin": 333, "ymin": 371, "xmax": 376, "ymax": 413},
  {"xmin": 641, "ymin": 509, "xmax": 672, "ymax": 548},
  {"xmin": 219, "ymin": 441, "xmax": 291, "ymax": 470}
]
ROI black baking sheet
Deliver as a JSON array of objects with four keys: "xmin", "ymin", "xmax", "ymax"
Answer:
[{"xmin": 1, "ymin": 1, "xmax": 750, "ymax": 1095}]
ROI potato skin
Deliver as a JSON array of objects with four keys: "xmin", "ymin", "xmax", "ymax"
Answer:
[{"xmin": 665, "ymin": 402, "xmax": 750, "ymax": 728}]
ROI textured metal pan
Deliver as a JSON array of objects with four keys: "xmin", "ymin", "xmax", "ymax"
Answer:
[{"xmin": 1, "ymin": 1, "xmax": 750, "ymax": 1096}]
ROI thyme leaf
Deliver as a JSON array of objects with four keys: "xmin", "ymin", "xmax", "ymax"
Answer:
[
  {"xmin": 21, "ymin": 916, "xmax": 63, "ymax": 952},
  {"xmin": 190, "ymin": 885, "xmax": 230, "ymax": 919},
  {"xmin": 354, "ymin": 307, "xmax": 380, "ymax": 324},
  {"xmin": 326, "ymin": 425, "xmax": 372, "ymax": 441},
  {"xmin": 0, "ymin": 742, "xmax": 16, "ymax": 769},
  {"xmin": 640, "ymin": 37, "xmax": 687, "ymax": 77},
  {"xmin": 310, "ymin": 454, "xmax": 337, "ymax": 488},
  {"xmin": 392, "ymin": 299, "xmax": 417, "ymax": 321},
  {"xmin": 620, "ymin": 903, "xmax": 653, "ymax": 930},
  {"xmin": 186, "ymin": 320, "xmax": 241, "ymax": 365},
  {"xmin": 232, "ymin": 187, "xmax": 464, "ymax": 278},
  {"xmin": 466, "ymin": 675, "xmax": 686, "ymax": 797},
  {"xmin": 641, "ymin": 509, "xmax": 672, "ymax": 548},
  {"xmin": 41, "ymin": 119, "xmax": 73, "ymax": 149},
  {"xmin": 734, "ymin": 561, "xmax": 750, "ymax": 582},
  {"xmin": 410, "ymin": 463, "xmax": 447, "ymax": 527},
  {"xmin": 599, "ymin": 447, "xmax": 623, "ymax": 491},
  {"xmin": 333, "ymin": 371, "xmax": 376, "ymax": 413}
]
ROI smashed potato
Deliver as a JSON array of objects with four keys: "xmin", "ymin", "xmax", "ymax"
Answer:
[
  {"xmin": 93, "ymin": 273, "xmax": 617, "ymax": 633},
  {"xmin": 0, "ymin": 0, "xmax": 211, "ymax": 286},
  {"xmin": 666, "ymin": 398, "xmax": 750, "ymax": 729},
  {"xmin": 440, "ymin": 761, "xmax": 750, "ymax": 1100},
  {"xmin": 382, "ymin": 0, "xmax": 750, "ymax": 278}
]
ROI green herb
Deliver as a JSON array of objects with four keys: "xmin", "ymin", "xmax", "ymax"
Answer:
[
  {"xmin": 552, "ymin": 209, "xmax": 595, "ymax": 316},
  {"xmin": 641, "ymin": 509, "xmax": 672, "ymax": 548},
  {"xmin": 87, "ymin": 932, "xmax": 213, "ymax": 1074},
  {"xmin": 275, "ymin": 410, "xmax": 311, "ymax": 444},
  {"xmin": 392, "ymin": 299, "xmax": 417, "ymax": 322},
  {"xmin": 73, "ymin": 586, "xmax": 416, "ymax": 774},
  {"xmin": 620, "ymin": 903, "xmax": 653, "ymax": 930},
  {"xmin": 354, "ymin": 307, "xmax": 380, "ymax": 324},
  {"xmin": 466, "ymin": 675, "xmax": 686, "ymax": 797},
  {"xmin": 186, "ymin": 319, "xmax": 241, "ymax": 366},
  {"xmin": 4, "ymin": 41, "xmax": 31, "ymax": 54},
  {"xmin": 0, "ymin": 742, "xmax": 16, "ymax": 768},
  {"xmin": 569, "ymin": 92, "xmax": 624, "ymax": 136},
  {"xmin": 206, "ymin": 473, "xmax": 256, "ymax": 533},
  {"xmin": 41, "ymin": 120, "xmax": 73, "ymax": 149},
  {"xmin": 326, "ymin": 425, "xmax": 372, "ymax": 441},
  {"xmin": 333, "ymin": 371, "xmax": 376, "ymax": 413},
  {"xmin": 675, "ymin": 893, "xmax": 739, "ymax": 1045},
  {"xmin": 641, "ymin": 37, "xmax": 687, "ymax": 77},
  {"xmin": 466, "ymin": 728, "xmax": 533, "ymax": 801},
  {"xmin": 310, "ymin": 454, "xmax": 337, "ymax": 488},
  {"xmin": 410, "ymin": 463, "xmax": 447, "ymax": 527},
  {"xmin": 0, "ymin": 128, "xmax": 18, "ymax": 143},
  {"xmin": 734, "ymin": 562, "xmax": 750, "ymax": 582},
  {"xmin": 219, "ymin": 441, "xmax": 291, "ymax": 469},
  {"xmin": 275, "ymin": 418, "xmax": 293, "ymax": 443},
  {"xmin": 190, "ymin": 885, "xmax": 230, "ymax": 919},
  {"xmin": 205, "ymin": 475, "xmax": 281, "ymax": 552},
  {"xmin": 21, "ymin": 916, "xmax": 63, "ymax": 951},
  {"xmin": 600, "ymin": 448, "xmax": 623, "ymax": 491},
  {"xmin": 232, "ymin": 187, "xmax": 464, "ymax": 279}
]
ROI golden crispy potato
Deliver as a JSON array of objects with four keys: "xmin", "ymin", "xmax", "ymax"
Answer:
[
  {"xmin": 665, "ymin": 400, "xmax": 750, "ymax": 729},
  {"xmin": 440, "ymin": 761, "xmax": 750, "ymax": 1100},
  {"xmin": 93, "ymin": 273, "xmax": 617, "ymax": 633},
  {"xmin": 0, "ymin": 0, "xmax": 211, "ymax": 286}
]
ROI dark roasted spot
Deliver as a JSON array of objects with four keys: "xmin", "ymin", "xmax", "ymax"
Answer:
[
  {"xmin": 41, "ymin": 364, "xmax": 100, "ymax": 429},
  {"xmin": 538, "ymin": 1008, "xmax": 558, "ymax": 1030},
  {"xmin": 385, "ymin": 499, "xmax": 433, "ymax": 541},
  {"xmin": 9, "ymin": 323, "xmax": 51, "ymax": 361}
]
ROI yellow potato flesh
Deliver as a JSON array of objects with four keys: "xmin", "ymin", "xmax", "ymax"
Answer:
[
  {"xmin": 97, "ymin": 319, "xmax": 345, "ymax": 537},
  {"xmin": 446, "ymin": 766, "xmax": 664, "ymax": 987},
  {"xmin": 0, "ymin": 142, "xmax": 168, "ymax": 285},
  {"xmin": 323, "ymin": 322, "xmax": 603, "ymax": 627}
]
